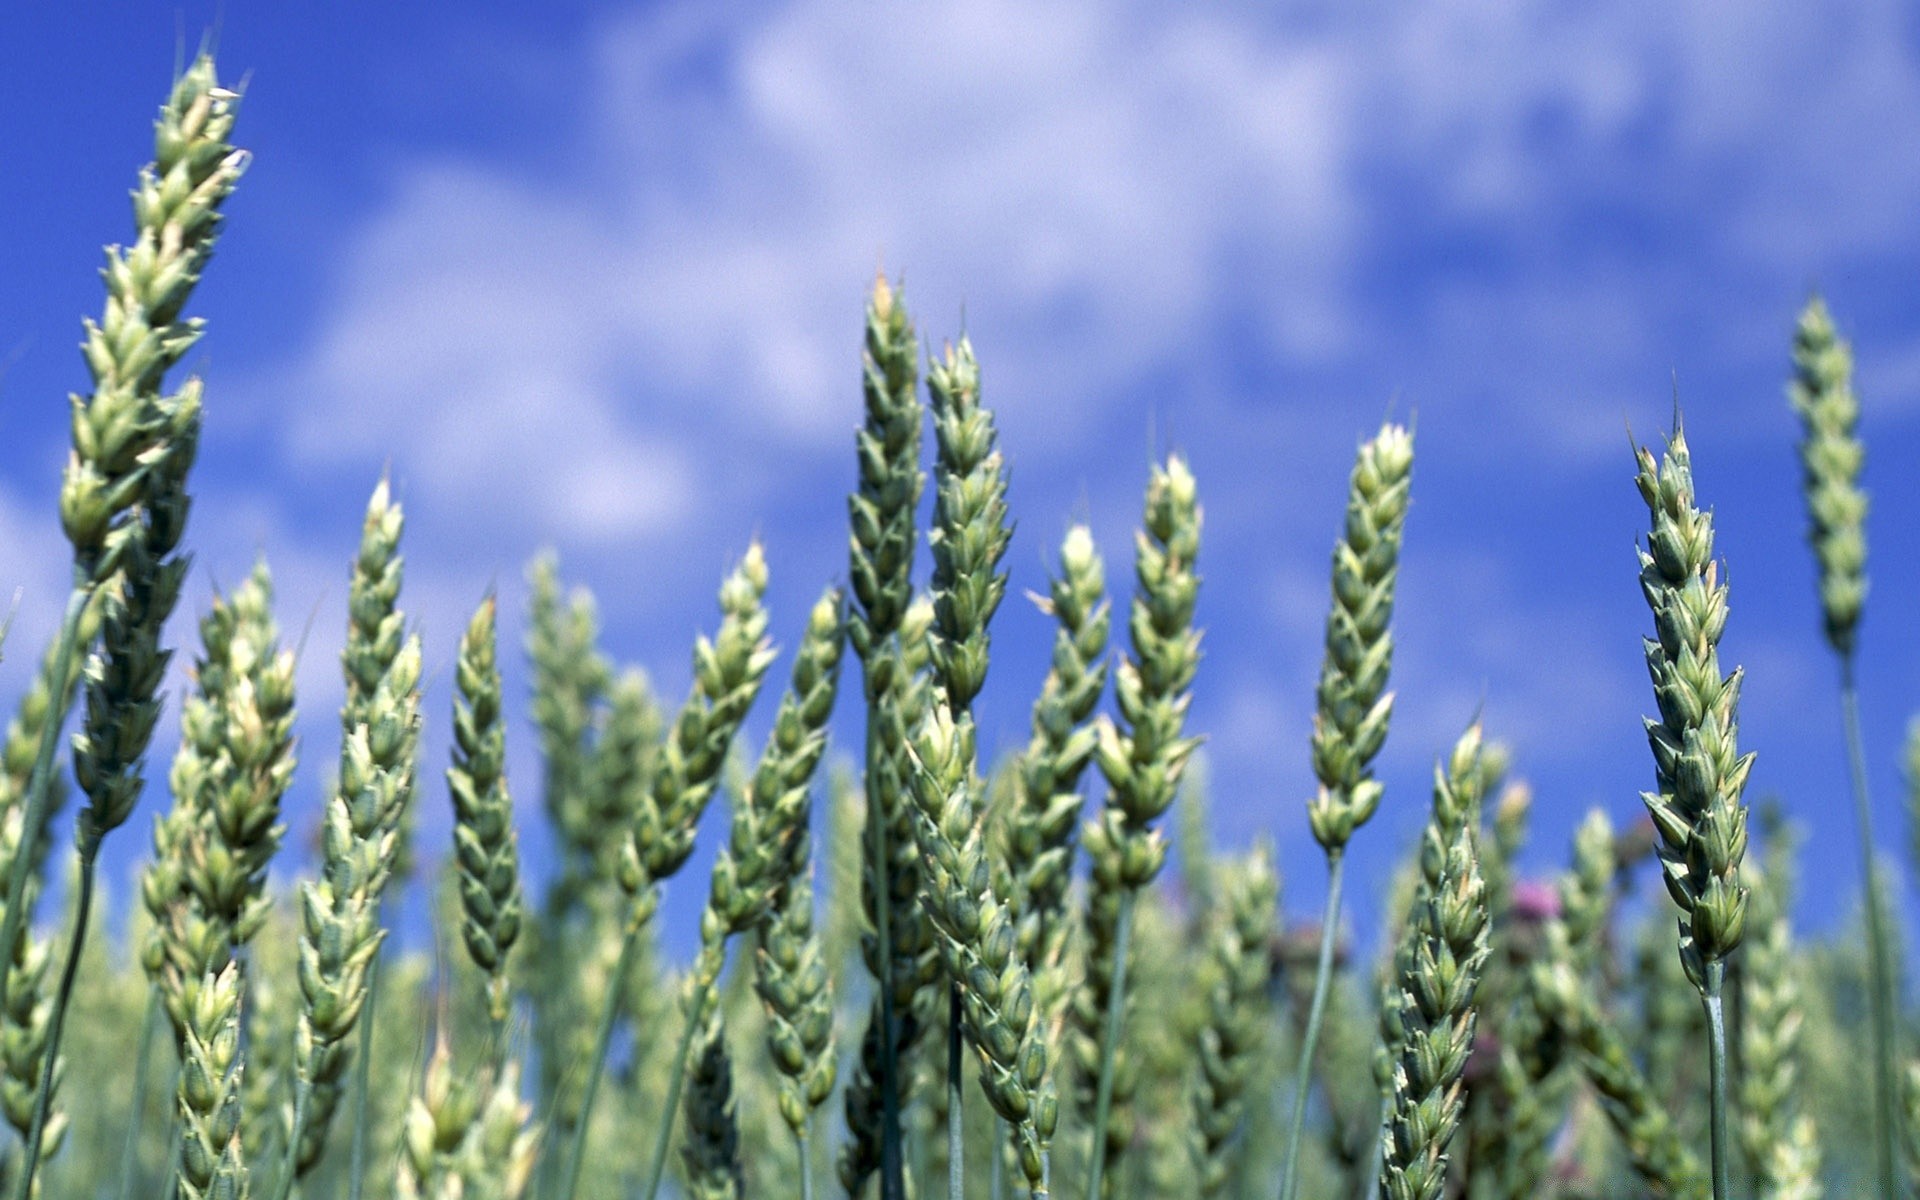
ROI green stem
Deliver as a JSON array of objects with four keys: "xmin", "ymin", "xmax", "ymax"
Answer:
[
  {"xmin": 0, "ymin": 583, "xmax": 90, "ymax": 1025},
  {"xmin": 14, "ymin": 838, "xmax": 101, "ymax": 1200},
  {"xmin": 118, "ymin": 987, "xmax": 165, "ymax": 1200},
  {"xmin": 274, "ymin": 1061, "xmax": 308, "ymax": 1200},
  {"xmin": 490, "ymin": 1003, "xmax": 511, "ymax": 1083},
  {"xmin": 799, "ymin": 1125, "xmax": 816, "ymax": 1200},
  {"xmin": 1279, "ymin": 849, "xmax": 1346, "ymax": 1200},
  {"xmin": 1841, "ymin": 659, "xmax": 1901, "ymax": 1199},
  {"xmin": 1083, "ymin": 887, "xmax": 1139, "ymax": 1200},
  {"xmin": 990, "ymin": 1120, "xmax": 1005, "ymax": 1200},
  {"xmin": 1701, "ymin": 962, "xmax": 1730, "ymax": 1200},
  {"xmin": 554, "ymin": 922, "xmax": 644, "ymax": 1200},
  {"xmin": 346, "ymin": 952, "xmax": 382, "ymax": 1200},
  {"xmin": 640, "ymin": 973, "xmax": 716, "ymax": 1200},
  {"xmin": 865, "ymin": 696, "xmax": 907, "ymax": 1200},
  {"xmin": 948, "ymin": 982, "xmax": 964, "ymax": 1200}
]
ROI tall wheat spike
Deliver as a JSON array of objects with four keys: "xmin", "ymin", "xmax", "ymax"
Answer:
[
  {"xmin": 282, "ymin": 482, "xmax": 421, "ymax": 1195},
  {"xmin": 1077, "ymin": 454, "xmax": 1203, "ymax": 1200},
  {"xmin": 1282, "ymin": 423, "xmax": 1413, "ymax": 1200},
  {"xmin": 1788, "ymin": 296, "xmax": 1897, "ymax": 1194},
  {"xmin": 0, "ymin": 56, "xmax": 247, "ymax": 1051},
  {"xmin": 1634, "ymin": 423, "xmax": 1751, "ymax": 1200},
  {"xmin": 557, "ymin": 547, "xmax": 773, "ymax": 1200},
  {"xmin": 638, "ymin": 585, "xmax": 843, "ymax": 1200},
  {"xmin": 842, "ymin": 273, "xmax": 932, "ymax": 1200}
]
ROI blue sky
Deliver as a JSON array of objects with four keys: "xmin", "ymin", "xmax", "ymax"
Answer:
[{"xmin": 4, "ymin": 3, "xmax": 1919, "ymax": 948}]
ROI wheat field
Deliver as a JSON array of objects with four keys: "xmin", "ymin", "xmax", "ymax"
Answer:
[{"xmin": 1, "ymin": 47, "xmax": 1916, "ymax": 1200}]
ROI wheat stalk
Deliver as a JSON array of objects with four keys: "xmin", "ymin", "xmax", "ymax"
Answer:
[
  {"xmin": 1282, "ymin": 422, "xmax": 1413, "ymax": 1200},
  {"xmin": 639, "ymin": 585, "xmax": 843, "ymax": 1200},
  {"xmin": 1634, "ymin": 422, "xmax": 1752, "ymax": 1199},
  {"xmin": 1076, "ymin": 453, "xmax": 1202, "ymax": 1200},
  {"xmin": 1788, "ymin": 296, "xmax": 1896, "ymax": 1195},
  {"xmin": 278, "ymin": 482, "xmax": 421, "ymax": 1197},
  {"xmin": 557, "ymin": 546, "xmax": 773, "ymax": 1200},
  {"xmin": 841, "ymin": 271, "xmax": 929, "ymax": 1200}
]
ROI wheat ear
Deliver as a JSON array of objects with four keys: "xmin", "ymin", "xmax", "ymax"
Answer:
[
  {"xmin": 1374, "ymin": 726, "xmax": 1491, "ymax": 1200},
  {"xmin": 449, "ymin": 596, "xmax": 523, "ymax": 1048},
  {"xmin": 1006, "ymin": 526, "xmax": 1110, "ymax": 1031}
]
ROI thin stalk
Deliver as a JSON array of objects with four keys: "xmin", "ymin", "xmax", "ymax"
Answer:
[
  {"xmin": 867, "ymin": 699, "xmax": 907, "ymax": 1200},
  {"xmin": 346, "ymin": 953, "xmax": 382, "ymax": 1200},
  {"xmin": 1082, "ymin": 889, "xmax": 1139, "ymax": 1200},
  {"xmin": 1365, "ymin": 1092, "xmax": 1389, "ymax": 1198},
  {"xmin": 639, "ymin": 978, "xmax": 713, "ymax": 1200},
  {"xmin": 554, "ymin": 924, "xmax": 644, "ymax": 1200},
  {"xmin": 276, "ymin": 1069, "xmax": 309, "ymax": 1200},
  {"xmin": 0, "ymin": 584, "xmax": 90, "ymax": 1022},
  {"xmin": 117, "ymin": 987, "xmax": 165, "ymax": 1200},
  {"xmin": 799, "ymin": 1125, "xmax": 816, "ymax": 1200},
  {"xmin": 1278, "ymin": 850, "xmax": 1346, "ymax": 1200},
  {"xmin": 948, "ymin": 983, "xmax": 963, "ymax": 1200},
  {"xmin": 1841, "ymin": 658, "xmax": 1900, "ymax": 1198},
  {"xmin": 1702, "ymin": 964, "xmax": 1731, "ymax": 1200},
  {"xmin": 14, "ymin": 841, "xmax": 102, "ymax": 1200},
  {"xmin": 489, "ymin": 1004, "xmax": 511, "ymax": 1082},
  {"xmin": 991, "ymin": 1122, "xmax": 1005, "ymax": 1200}
]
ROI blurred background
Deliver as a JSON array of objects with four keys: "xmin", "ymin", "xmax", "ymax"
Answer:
[{"xmin": 2, "ymin": 2, "xmax": 1917, "ymax": 949}]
